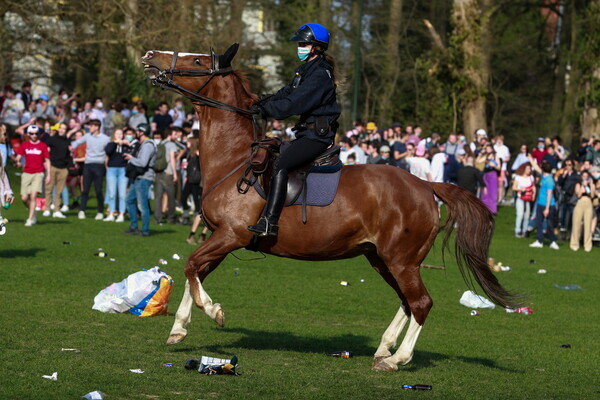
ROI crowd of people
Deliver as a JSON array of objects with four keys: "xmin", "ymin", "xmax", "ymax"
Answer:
[
  {"xmin": 0, "ymin": 83, "xmax": 208, "ymax": 243},
  {"xmin": 1, "ymin": 83, "xmax": 599, "ymax": 251}
]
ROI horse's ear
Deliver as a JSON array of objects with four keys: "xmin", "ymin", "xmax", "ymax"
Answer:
[{"xmin": 219, "ymin": 43, "xmax": 239, "ymax": 69}]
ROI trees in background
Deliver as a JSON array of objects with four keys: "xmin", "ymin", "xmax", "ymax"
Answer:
[{"xmin": 0, "ymin": 0, "xmax": 598, "ymax": 148}]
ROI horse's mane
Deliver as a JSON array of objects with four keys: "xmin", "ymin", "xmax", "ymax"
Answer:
[{"xmin": 232, "ymin": 70, "xmax": 259, "ymax": 103}]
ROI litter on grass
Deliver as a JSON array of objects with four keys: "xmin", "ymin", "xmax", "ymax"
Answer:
[
  {"xmin": 459, "ymin": 290, "xmax": 495, "ymax": 309},
  {"xmin": 537, "ymin": 269, "xmax": 547, "ymax": 274},
  {"xmin": 42, "ymin": 372, "xmax": 57, "ymax": 381},
  {"xmin": 560, "ymin": 344, "xmax": 571, "ymax": 348},
  {"xmin": 92, "ymin": 267, "xmax": 173, "ymax": 316},
  {"xmin": 61, "ymin": 348, "xmax": 81, "ymax": 353},
  {"xmin": 340, "ymin": 281, "xmax": 350, "ymax": 286},
  {"xmin": 83, "ymin": 391, "xmax": 104, "ymax": 400},
  {"xmin": 553, "ymin": 284, "xmax": 583, "ymax": 290},
  {"xmin": 129, "ymin": 369, "xmax": 144, "ymax": 374},
  {"xmin": 172, "ymin": 254, "xmax": 181, "ymax": 260},
  {"xmin": 185, "ymin": 355, "xmax": 240, "ymax": 376}
]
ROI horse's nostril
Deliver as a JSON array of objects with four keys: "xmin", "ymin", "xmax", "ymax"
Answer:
[{"xmin": 144, "ymin": 51, "xmax": 154, "ymax": 59}]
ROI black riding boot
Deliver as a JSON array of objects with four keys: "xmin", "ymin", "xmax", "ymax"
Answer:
[{"xmin": 248, "ymin": 170, "xmax": 288, "ymax": 236}]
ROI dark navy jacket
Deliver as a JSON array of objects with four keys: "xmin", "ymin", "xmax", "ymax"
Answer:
[{"xmin": 260, "ymin": 56, "xmax": 340, "ymax": 144}]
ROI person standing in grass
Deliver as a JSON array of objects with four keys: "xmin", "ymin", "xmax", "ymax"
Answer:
[
  {"xmin": 529, "ymin": 160, "xmax": 560, "ymax": 250},
  {"xmin": 0, "ymin": 151, "xmax": 15, "ymax": 234},
  {"xmin": 43, "ymin": 123, "xmax": 72, "ymax": 218},
  {"xmin": 14, "ymin": 125, "xmax": 50, "ymax": 226},
  {"xmin": 104, "ymin": 128, "xmax": 131, "ymax": 222},
  {"xmin": 70, "ymin": 119, "xmax": 110, "ymax": 220},
  {"xmin": 569, "ymin": 170, "xmax": 596, "ymax": 252}
]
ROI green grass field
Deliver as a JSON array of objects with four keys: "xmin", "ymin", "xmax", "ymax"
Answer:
[{"xmin": 0, "ymin": 173, "xmax": 598, "ymax": 399}]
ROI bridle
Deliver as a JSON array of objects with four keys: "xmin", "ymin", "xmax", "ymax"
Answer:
[{"xmin": 148, "ymin": 49, "xmax": 256, "ymax": 117}]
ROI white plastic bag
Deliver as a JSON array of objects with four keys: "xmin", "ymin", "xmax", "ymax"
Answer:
[
  {"xmin": 459, "ymin": 290, "xmax": 496, "ymax": 309},
  {"xmin": 92, "ymin": 267, "xmax": 172, "ymax": 315}
]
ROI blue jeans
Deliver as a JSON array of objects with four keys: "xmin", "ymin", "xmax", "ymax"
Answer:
[
  {"xmin": 106, "ymin": 167, "xmax": 128, "ymax": 213},
  {"xmin": 126, "ymin": 178, "xmax": 152, "ymax": 234},
  {"xmin": 535, "ymin": 204, "xmax": 556, "ymax": 243}
]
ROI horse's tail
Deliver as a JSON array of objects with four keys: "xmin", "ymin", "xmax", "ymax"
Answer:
[{"xmin": 431, "ymin": 182, "xmax": 524, "ymax": 308}]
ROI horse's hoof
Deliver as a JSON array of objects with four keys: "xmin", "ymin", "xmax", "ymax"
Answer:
[
  {"xmin": 214, "ymin": 307, "xmax": 225, "ymax": 327},
  {"xmin": 166, "ymin": 333, "xmax": 186, "ymax": 345},
  {"xmin": 372, "ymin": 357, "xmax": 398, "ymax": 372}
]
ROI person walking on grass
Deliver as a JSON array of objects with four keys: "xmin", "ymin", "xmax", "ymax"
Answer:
[
  {"xmin": 0, "ymin": 151, "xmax": 15, "ymax": 235},
  {"xmin": 529, "ymin": 160, "xmax": 560, "ymax": 250},
  {"xmin": 14, "ymin": 125, "xmax": 50, "ymax": 226},
  {"xmin": 70, "ymin": 119, "xmax": 110, "ymax": 220}
]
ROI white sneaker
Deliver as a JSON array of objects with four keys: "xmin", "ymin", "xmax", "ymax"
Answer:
[
  {"xmin": 103, "ymin": 214, "xmax": 115, "ymax": 222},
  {"xmin": 78, "ymin": 211, "xmax": 85, "ymax": 219},
  {"xmin": 52, "ymin": 211, "xmax": 66, "ymax": 218},
  {"xmin": 529, "ymin": 241, "xmax": 543, "ymax": 248},
  {"xmin": 60, "ymin": 205, "xmax": 69, "ymax": 213},
  {"xmin": 116, "ymin": 214, "xmax": 125, "ymax": 223},
  {"xmin": 0, "ymin": 222, "xmax": 5, "ymax": 235},
  {"xmin": 24, "ymin": 219, "xmax": 34, "ymax": 227},
  {"xmin": 42, "ymin": 210, "xmax": 51, "ymax": 217},
  {"xmin": 95, "ymin": 213, "xmax": 104, "ymax": 220},
  {"xmin": 549, "ymin": 242, "xmax": 560, "ymax": 250},
  {"xmin": 50, "ymin": 203, "xmax": 55, "ymax": 210}
]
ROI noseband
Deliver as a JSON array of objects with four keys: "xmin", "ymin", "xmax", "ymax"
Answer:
[{"xmin": 150, "ymin": 49, "xmax": 255, "ymax": 116}]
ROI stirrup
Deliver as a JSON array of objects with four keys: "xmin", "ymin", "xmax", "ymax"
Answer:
[{"xmin": 247, "ymin": 216, "xmax": 278, "ymax": 237}]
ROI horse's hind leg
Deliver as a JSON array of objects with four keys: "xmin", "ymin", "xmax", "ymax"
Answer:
[
  {"xmin": 366, "ymin": 253, "xmax": 410, "ymax": 365},
  {"xmin": 372, "ymin": 267, "xmax": 432, "ymax": 371}
]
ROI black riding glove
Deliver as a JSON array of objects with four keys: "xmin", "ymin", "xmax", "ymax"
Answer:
[{"xmin": 250, "ymin": 104, "xmax": 264, "ymax": 117}]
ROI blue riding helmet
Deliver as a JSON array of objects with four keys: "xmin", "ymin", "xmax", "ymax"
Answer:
[{"xmin": 289, "ymin": 23, "xmax": 330, "ymax": 50}]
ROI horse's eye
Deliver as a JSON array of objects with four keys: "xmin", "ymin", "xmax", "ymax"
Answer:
[{"xmin": 194, "ymin": 58, "xmax": 201, "ymax": 65}]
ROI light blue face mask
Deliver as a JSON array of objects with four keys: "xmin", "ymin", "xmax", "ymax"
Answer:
[{"xmin": 297, "ymin": 47, "xmax": 311, "ymax": 61}]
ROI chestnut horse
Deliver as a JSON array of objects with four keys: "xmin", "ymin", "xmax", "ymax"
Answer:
[{"xmin": 141, "ymin": 45, "xmax": 520, "ymax": 371}]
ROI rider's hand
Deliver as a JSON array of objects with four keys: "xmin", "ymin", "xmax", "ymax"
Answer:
[{"xmin": 250, "ymin": 104, "xmax": 263, "ymax": 116}]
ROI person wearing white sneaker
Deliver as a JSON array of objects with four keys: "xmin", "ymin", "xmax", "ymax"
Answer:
[
  {"xmin": 43, "ymin": 122, "xmax": 71, "ymax": 221},
  {"xmin": 42, "ymin": 210, "xmax": 51, "ymax": 217},
  {"xmin": 530, "ymin": 159, "xmax": 559, "ymax": 249},
  {"xmin": 60, "ymin": 204, "xmax": 69, "ymax": 213},
  {"xmin": 15, "ymin": 125, "xmax": 51, "ymax": 227},
  {"xmin": 115, "ymin": 214, "xmax": 124, "ymax": 223},
  {"xmin": 52, "ymin": 211, "xmax": 66, "ymax": 218},
  {"xmin": 103, "ymin": 214, "xmax": 115, "ymax": 222},
  {"xmin": 94, "ymin": 213, "xmax": 104, "ymax": 220},
  {"xmin": 78, "ymin": 210, "xmax": 86, "ymax": 219}
]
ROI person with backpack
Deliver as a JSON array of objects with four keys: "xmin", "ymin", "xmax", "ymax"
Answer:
[
  {"xmin": 152, "ymin": 128, "xmax": 179, "ymax": 224},
  {"xmin": 123, "ymin": 123, "xmax": 156, "ymax": 236}
]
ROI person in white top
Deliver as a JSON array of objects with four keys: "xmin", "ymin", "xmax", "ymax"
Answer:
[
  {"xmin": 429, "ymin": 146, "xmax": 447, "ymax": 183},
  {"xmin": 493, "ymin": 135, "xmax": 511, "ymax": 203},
  {"xmin": 406, "ymin": 144, "xmax": 432, "ymax": 181},
  {"xmin": 512, "ymin": 162, "xmax": 535, "ymax": 237},
  {"xmin": 169, "ymin": 99, "xmax": 186, "ymax": 128}
]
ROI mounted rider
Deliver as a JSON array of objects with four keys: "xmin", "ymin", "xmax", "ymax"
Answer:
[{"xmin": 247, "ymin": 22, "xmax": 340, "ymax": 237}]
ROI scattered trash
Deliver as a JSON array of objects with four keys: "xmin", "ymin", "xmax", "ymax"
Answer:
[
  {"xmin": 129, "ymin": 369, "xmax": 144, "ymax": 374},
  {"xmin": 92, "ymin": 267, "xmax": 173, "ymax": 316},
  {"xmin": 500, "ymin": 266, "xmax": 511, "ymax": 271},
  {"xmin": 340, "ymin": 281, "xmax": 350, "ymax": 286},
  {"xmin": 470, "ymin": 310, "xmax": 480, "ymax": 316},
  {"xmin": 159, "ymin": 259, "xmax": 168, "ymax": 265},
  {"xmin": 83, "ymin": 391, "xmax": 104, "ymax": 400},
  {"xmin": 560, "ymin": 344, "xmax": 571, "ymax": 348},
  {"xmin": 61, "ymin": 348, "xmax": 81, "ymax": 353},
  {"xmin": 164, "ymin": 363, "xmax": 173, "ymax": 367},
  {"xmin": 489, "ymin": 259, "xmax": 510, "ymax": 272},
  {"xmin": 63, "ymin": 241, "xmax": 71, "ymax": 245},
  {"xmin": 109, "ymin": 258, "xmax": 116, "ymax": 262},
  {"xmin": 553, "ymin": 284, "xmax": 583, "ymax": 290},
  {"xmin": 186, "ymin": 355, "xmax": 240, "ymax": 375},
  {"xmin": 504, "ymin": 306, "xmax": 533, "ymax": 315},
  {"xmin": 529, "ymin": 259, "xmax": 536, "ymax": 264},
  {"xmin": 326, "ymin": 351, "xmax": 353, "ymax": 358},
  {"xmin": 172, "ymin": 254, "xmax": 181, "ymax": 260},
  {"xmin": 535, "ymin": 369, "xmax": 545, "ymax": 373},
  {"xmin": 94, "ymin": 249, "xmax": 107, "ymax": 257},
  {"xmin": 402, "ymin": 385, "xmax": 432, "ymax": 391},
  {"xmin": 537, "ymin": 269, "xmax": 547, "ymax": 274},
  {"xmin": 459, "ymin": 290, "xmax": 495, "ymax": 309},
  {"xmin": 42, "ymin": 372, "xmax": 58, "ymax": 381},
  {"xmin": 233, "ymin": 268, "xmax": 240, "ymax": 276},
  {"xmin": 360, "ymin": 279, "xmax": 365, "ymax": 283}
]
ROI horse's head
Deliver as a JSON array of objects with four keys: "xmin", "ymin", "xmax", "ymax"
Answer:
[{"xmin": 140, "ymin": 44, "xmax": 240, "ymax": 96}]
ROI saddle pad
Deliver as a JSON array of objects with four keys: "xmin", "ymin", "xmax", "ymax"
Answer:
[{"xmin": 254, "ymin": 169, "xmax": 342, "ymax": 207}]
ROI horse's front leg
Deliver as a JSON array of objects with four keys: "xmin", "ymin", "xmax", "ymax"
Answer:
[{"xmin": 166, "ymin": 229, "xmax": 244, "ymax": 345}]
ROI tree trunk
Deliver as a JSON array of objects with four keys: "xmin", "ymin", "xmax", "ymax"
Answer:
[
  {"xmin": 452, "ymin": 0, "xmax": 491, "ymax": 142},
  {"xmin": 379, "ymin": 0, "xmax": 403, "ymax": 126},
  {"xmin": 124, "ymin": 0, "xmax": 138, "ymax": 64}
]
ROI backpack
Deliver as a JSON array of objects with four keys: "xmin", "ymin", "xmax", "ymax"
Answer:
[
  {"xmin": 187, "ymin": 155, "xmax": 201, "ymax": 185},
  {"xmin": 153, "ymin": 141, "xmax": 168, "ymax": 172}
]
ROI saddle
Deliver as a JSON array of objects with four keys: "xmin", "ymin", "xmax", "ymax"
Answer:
[{"xmin": 237, "ymin": 138, "xmax": 342, "ymax": 223}]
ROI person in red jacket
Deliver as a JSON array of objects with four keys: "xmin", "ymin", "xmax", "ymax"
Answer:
[{"xmin": 15, "ymin": 125, "xmax": 50, "ymax": 226}]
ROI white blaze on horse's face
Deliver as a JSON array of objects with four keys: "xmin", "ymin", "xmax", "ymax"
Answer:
[{"xmin": 141, "ymin": 50, "xmax": 212, "ymax": 80}]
